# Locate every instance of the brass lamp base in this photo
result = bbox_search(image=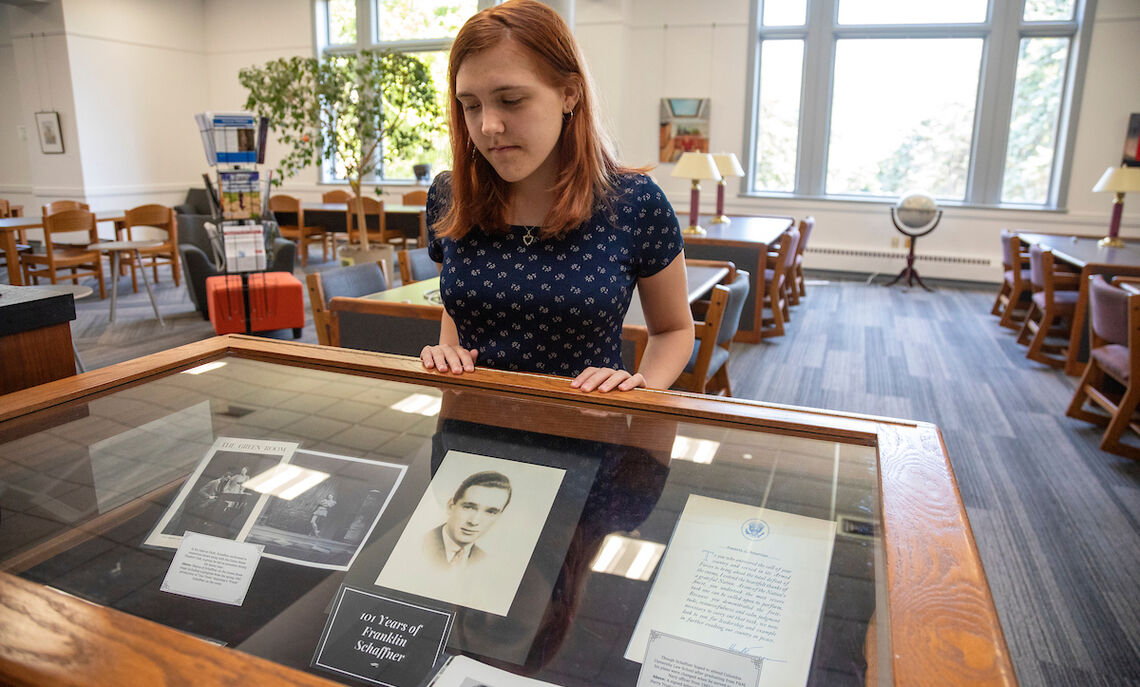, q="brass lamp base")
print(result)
[1099,236,1125,248]
[709,215,731,224]
[682,225,707,236]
